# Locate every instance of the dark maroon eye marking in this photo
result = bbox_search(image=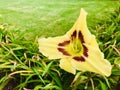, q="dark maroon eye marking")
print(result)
[78,31,84,43]
[83,45,88,57]
[58,48,70,56]
[58,40,70,56]
[58,40,70,46]
[73,56,85,62]
[71,30,77,40]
